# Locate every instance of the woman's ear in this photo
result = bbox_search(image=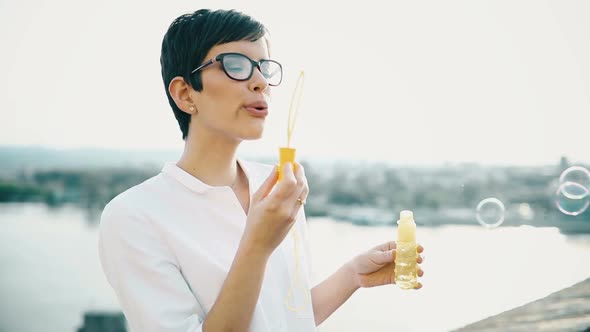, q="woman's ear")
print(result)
[168,77,197,115]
